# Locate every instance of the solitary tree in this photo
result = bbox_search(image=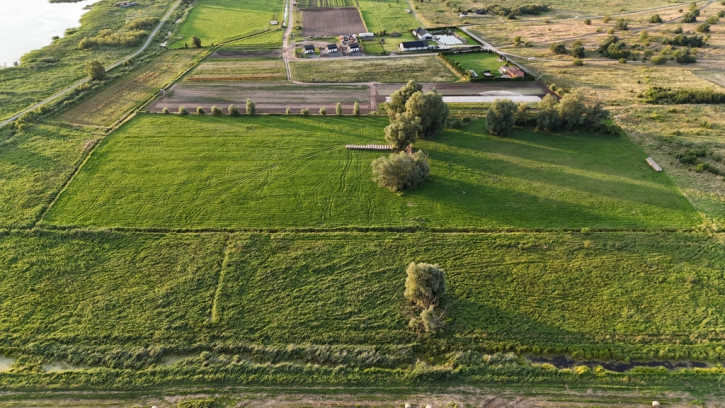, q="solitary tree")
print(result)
[191,35,202,48]
[385,112,421,151]
[352,101,360,116]
[371,150,430,192]
[336,102,343,115]
[246,98,256,116]
[228,104,240,116]
[178,106,189,116]
[404,91,449,139]
[211,105,222,116]
[404,262,446,309]
[85,60,106,81]
[387,80,423,117]
[319,106,327,116]
[486,99,516,136]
